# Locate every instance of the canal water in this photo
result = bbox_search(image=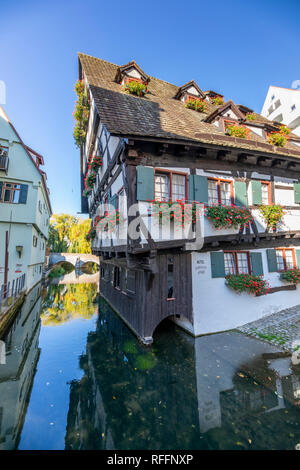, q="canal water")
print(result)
[1,277,300,450]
